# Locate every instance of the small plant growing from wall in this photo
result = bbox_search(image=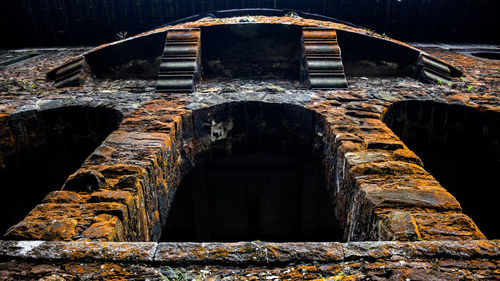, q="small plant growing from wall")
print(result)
[116,31,128,40]
[285,11,298,17]
[238,15,256,22]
